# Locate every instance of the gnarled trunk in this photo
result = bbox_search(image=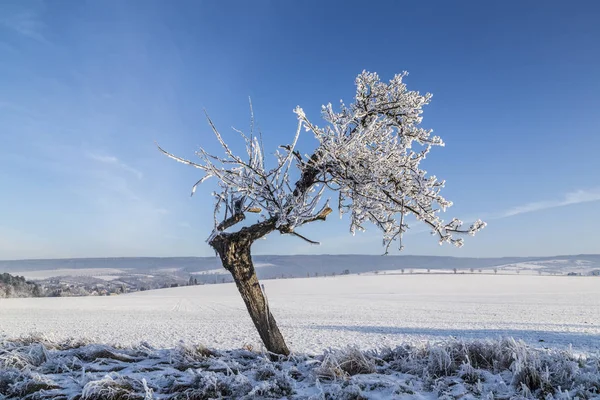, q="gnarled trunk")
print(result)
[211,234,290,356]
